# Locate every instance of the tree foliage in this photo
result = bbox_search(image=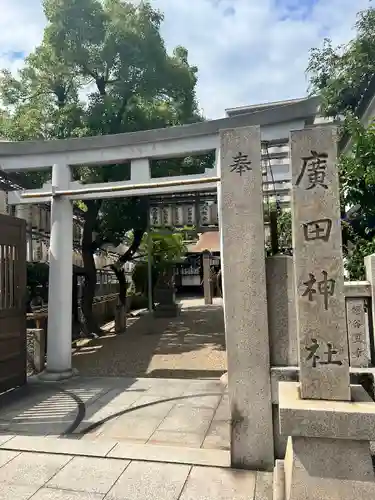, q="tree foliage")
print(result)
[307,6,375,117]
[0,0,207,334]
[340,116,375,233]
[132,231,186,296]
[338,116,375,279]
[306,4,375,279]
[277,210,292,254]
